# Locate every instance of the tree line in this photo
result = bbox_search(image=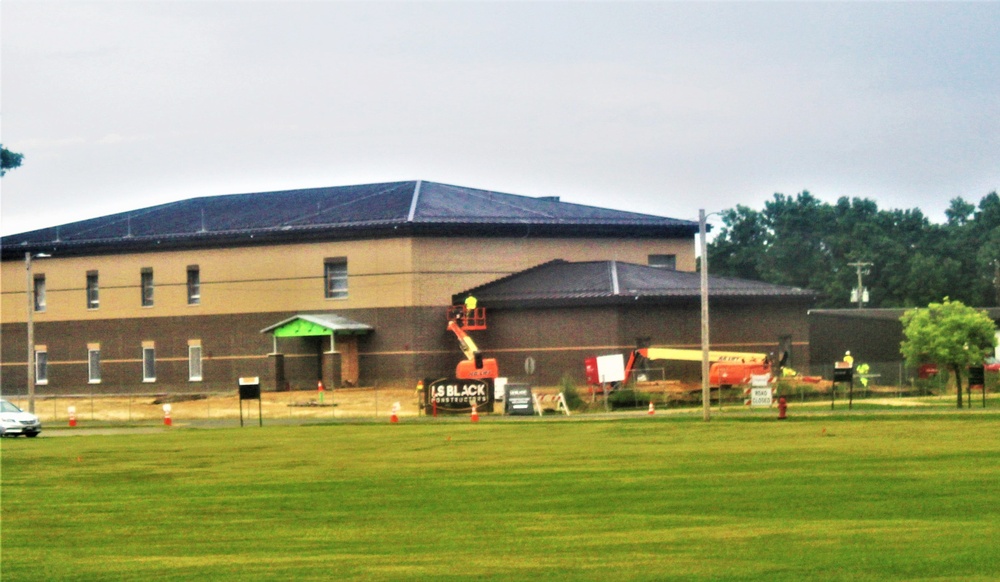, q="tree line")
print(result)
[707,191,1000,308]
